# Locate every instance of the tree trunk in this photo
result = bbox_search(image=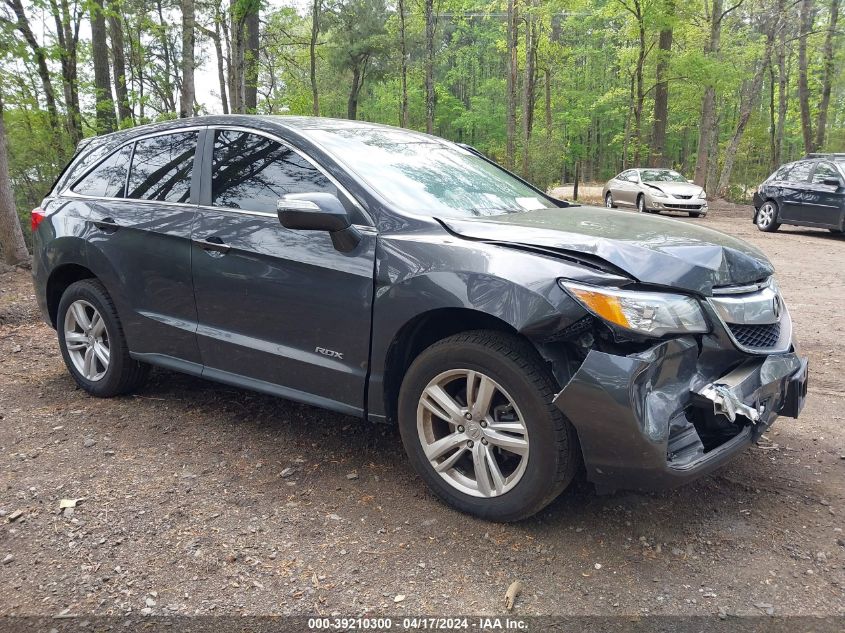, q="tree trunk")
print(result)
[632,4,646,165]
[212,8,229,114]
[91,0,117,133]
[694,0,723,188]
[243,5,259,111]
[424,0,436,134]
[155,0,176,113]
[347,63,362,120]
[310,0,321,116]
[229,1,243,113]
[650,1,674,168]
[521,2,537,176]
[544,68,552,139]
[814,0,839,150]
[773,0,788,169]
[108,0,132,124]
[7,0,61,137]
[797,0,815,154]
[180,0,196,118]
[506,0,518,169]
[717,24,775,197]
[47,0,82,145]
[398,0,408,127]
[0,93,30,266]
